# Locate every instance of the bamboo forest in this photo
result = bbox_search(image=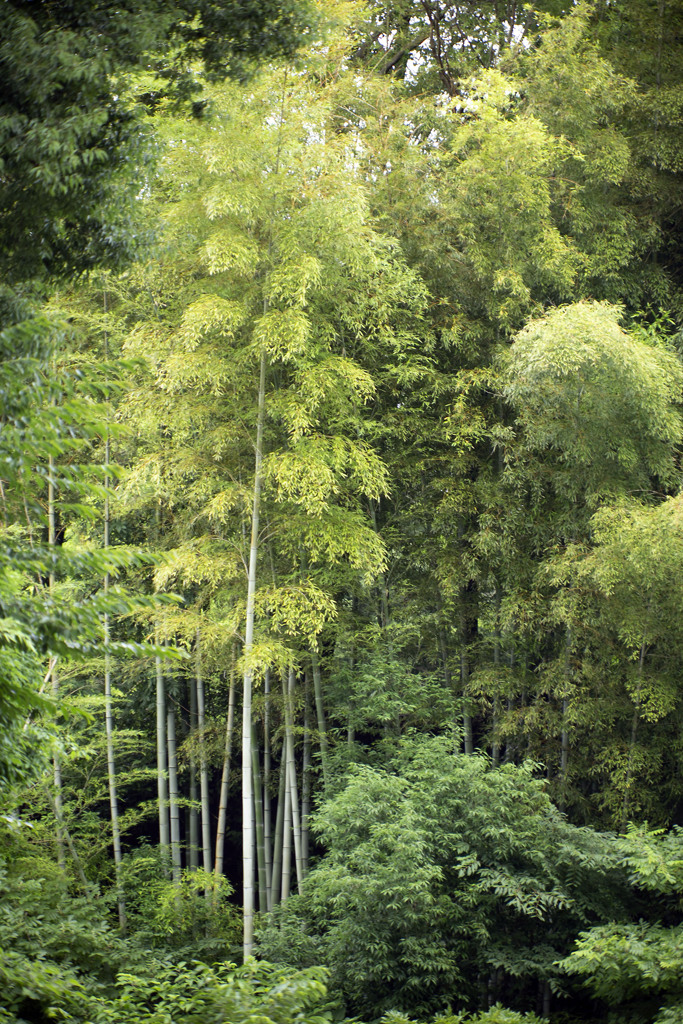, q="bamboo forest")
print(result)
[2,1,683,1023]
